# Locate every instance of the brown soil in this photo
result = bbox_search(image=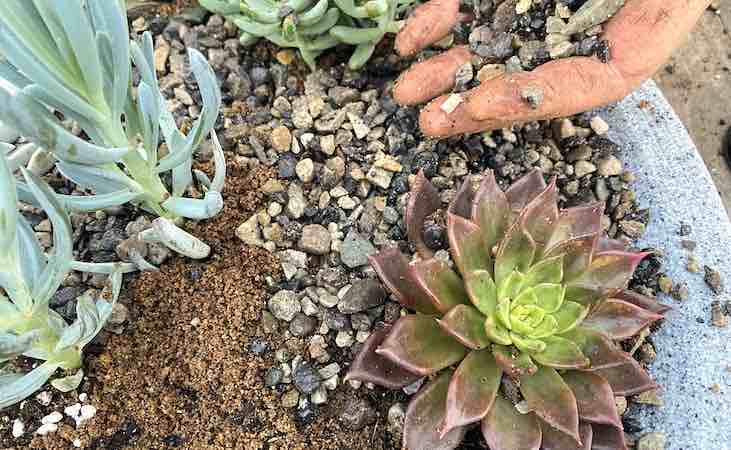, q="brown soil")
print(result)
[32,161,393,450]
